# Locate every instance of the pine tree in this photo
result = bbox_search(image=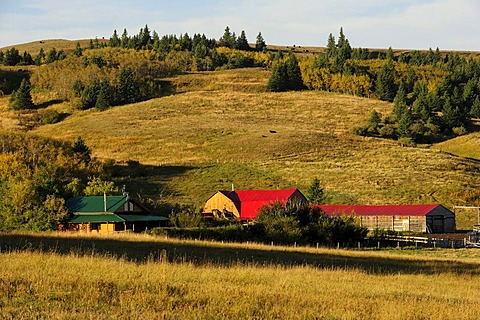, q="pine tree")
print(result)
[386,47,394,60]
[73,136,91,164]
[442,96,463,129]
[110,30,120,47]
[73,42,83,56]
[237,30,250,51]
[118,68,140,104]
[307,177,324,204]
[10,78,35,110]
[0,51,4,64]
[376,59,397,102]
[21,51,34,65]
[140,24,151,48]
[470,96,480,118]
[285,52,303,90]
[255,32,266,52]
[121,29,129,48]
[95,82,110,111]
[47,48,57,63]
[35,48,45,65]
[268,60,288,92]
[397,108,413,138]
[219,26,235,48]
[393,84,407,120]
[326,33,336,58]
[4,47,22,66]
